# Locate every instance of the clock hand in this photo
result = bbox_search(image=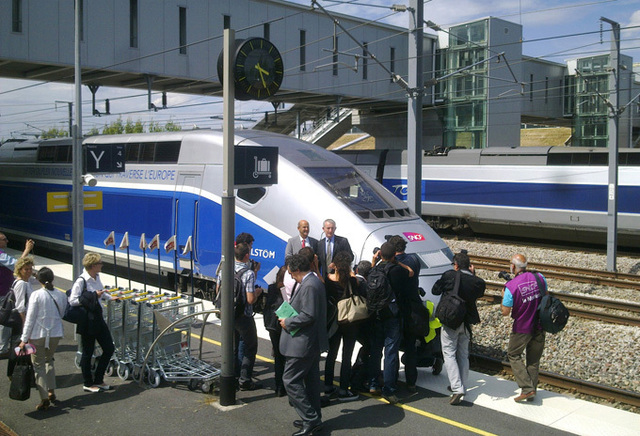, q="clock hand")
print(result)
[255,63,270,88]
